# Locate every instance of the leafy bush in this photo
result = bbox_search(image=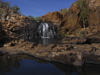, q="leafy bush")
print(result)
[62,32,65,36]
[34,16,41,20]
[0,9,2,16]
[59,8,68,17]
[28,15,41,20]
[12,5,20,14]
[0,0,10,7]
[28,15,34,20]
